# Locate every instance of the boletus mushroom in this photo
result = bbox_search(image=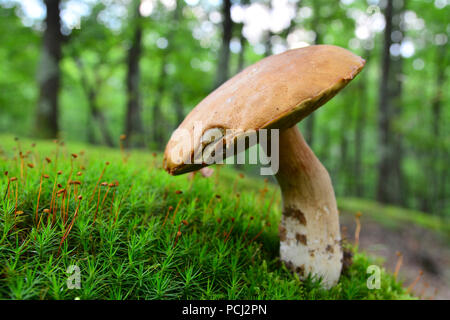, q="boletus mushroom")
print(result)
[163,45,365,288]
